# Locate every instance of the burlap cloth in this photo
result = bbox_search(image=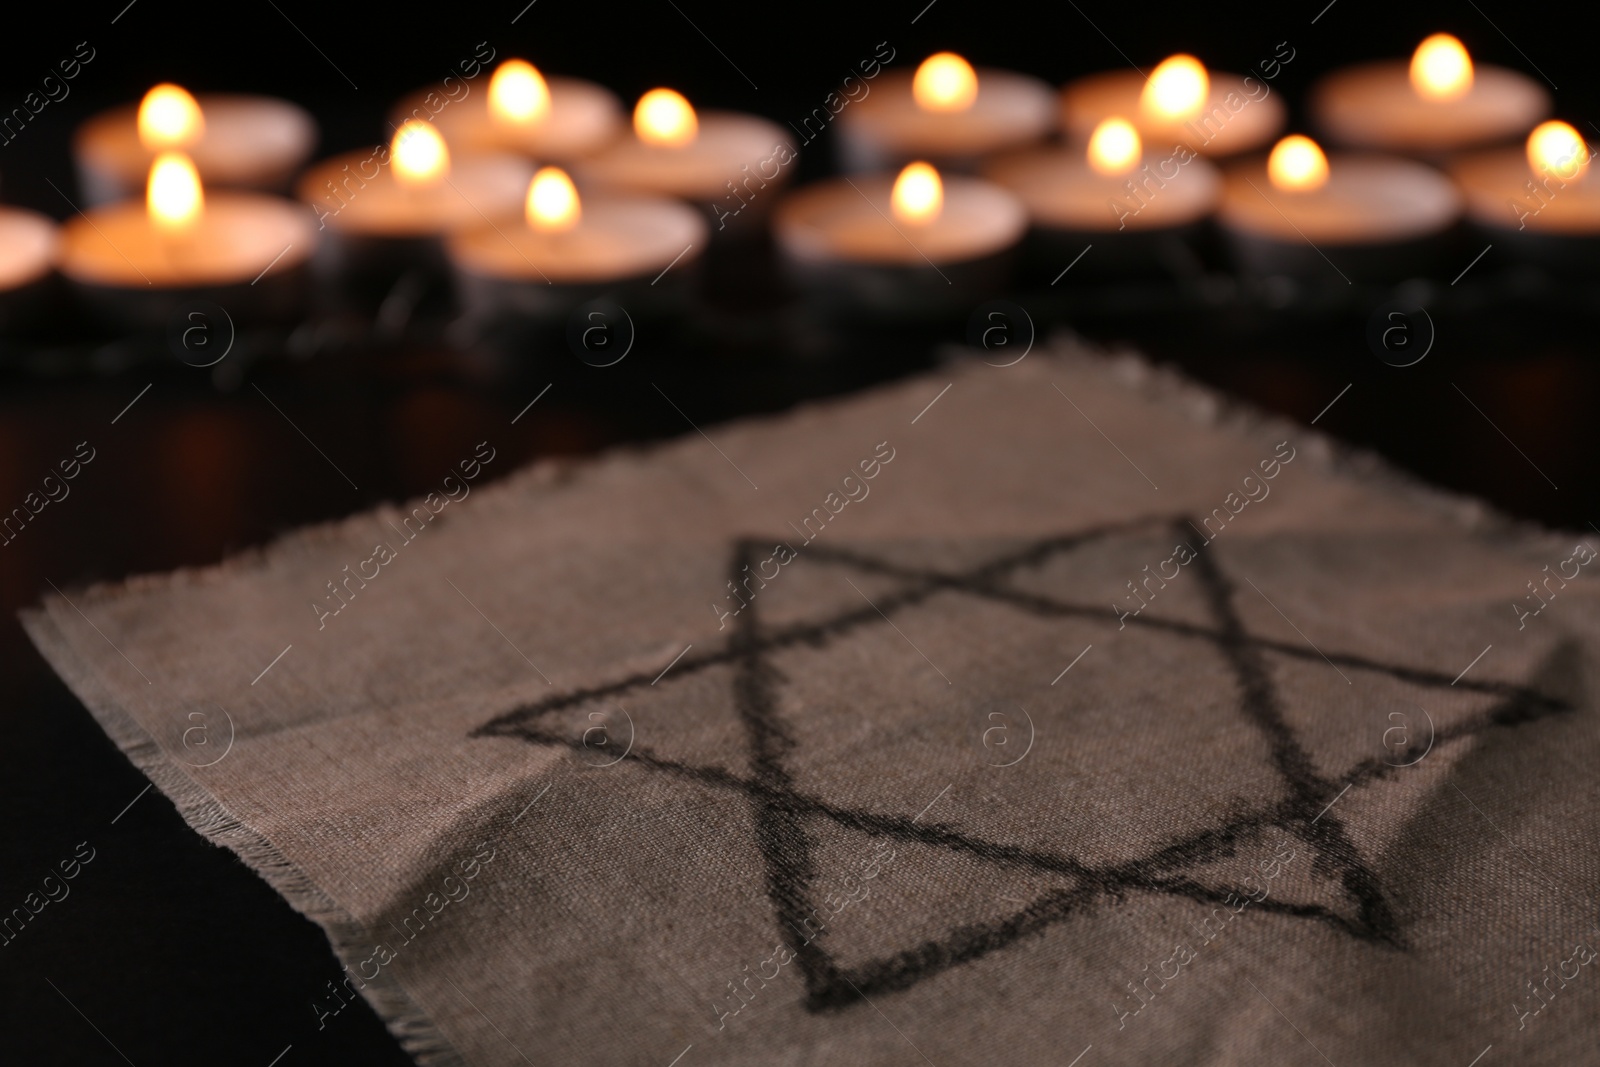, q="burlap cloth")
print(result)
[24,343,1600,1065]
